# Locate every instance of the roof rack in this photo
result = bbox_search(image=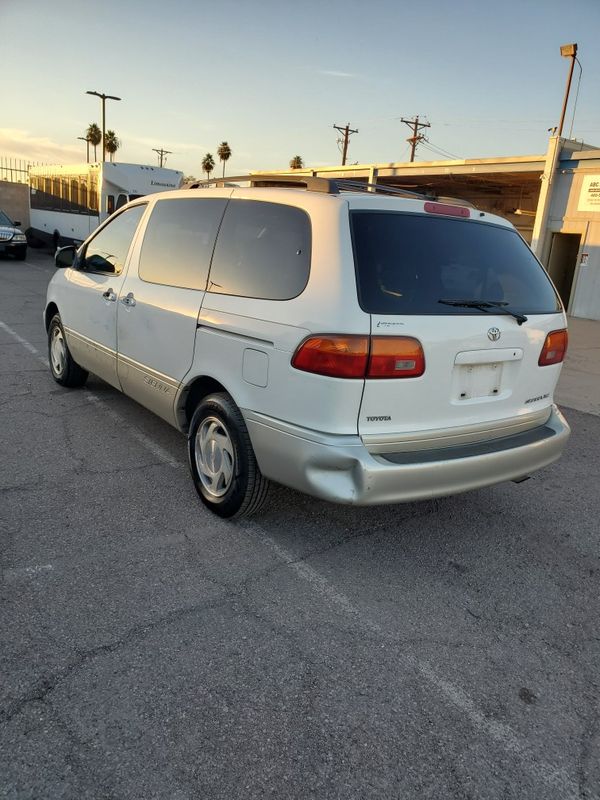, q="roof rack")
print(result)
[334,179,436,201]
[183,174,477,209]
[185,174,339,194]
